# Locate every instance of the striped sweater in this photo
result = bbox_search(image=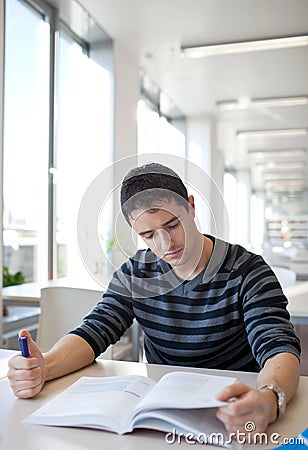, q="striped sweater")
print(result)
[70,235,301,371]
